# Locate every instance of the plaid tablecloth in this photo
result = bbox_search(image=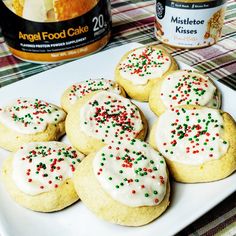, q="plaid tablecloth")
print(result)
[0,0,235,235]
